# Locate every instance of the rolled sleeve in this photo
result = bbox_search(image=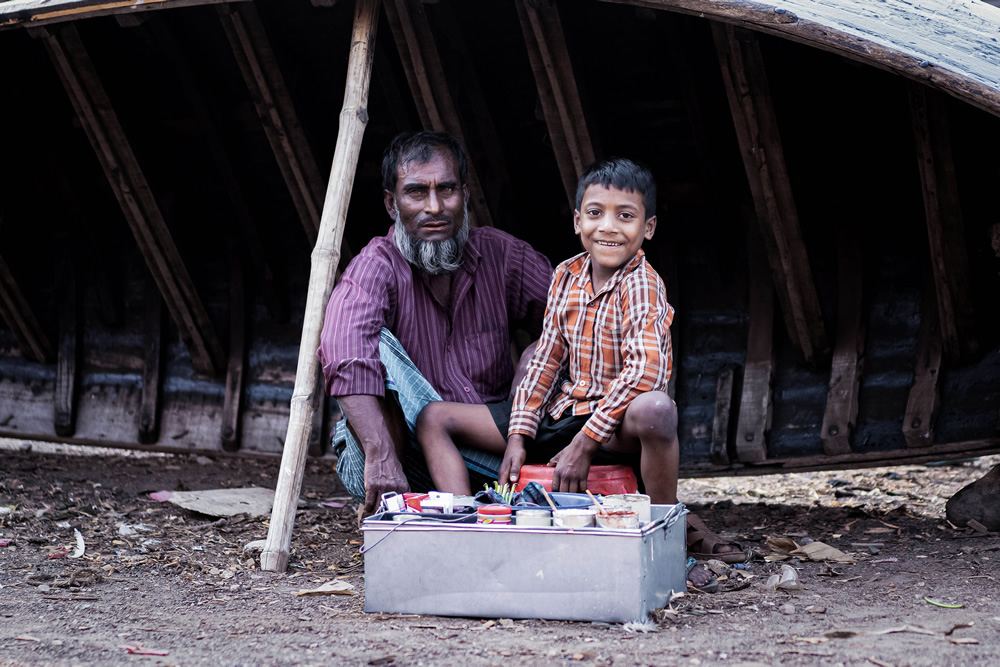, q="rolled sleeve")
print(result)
[317,254,394,398]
